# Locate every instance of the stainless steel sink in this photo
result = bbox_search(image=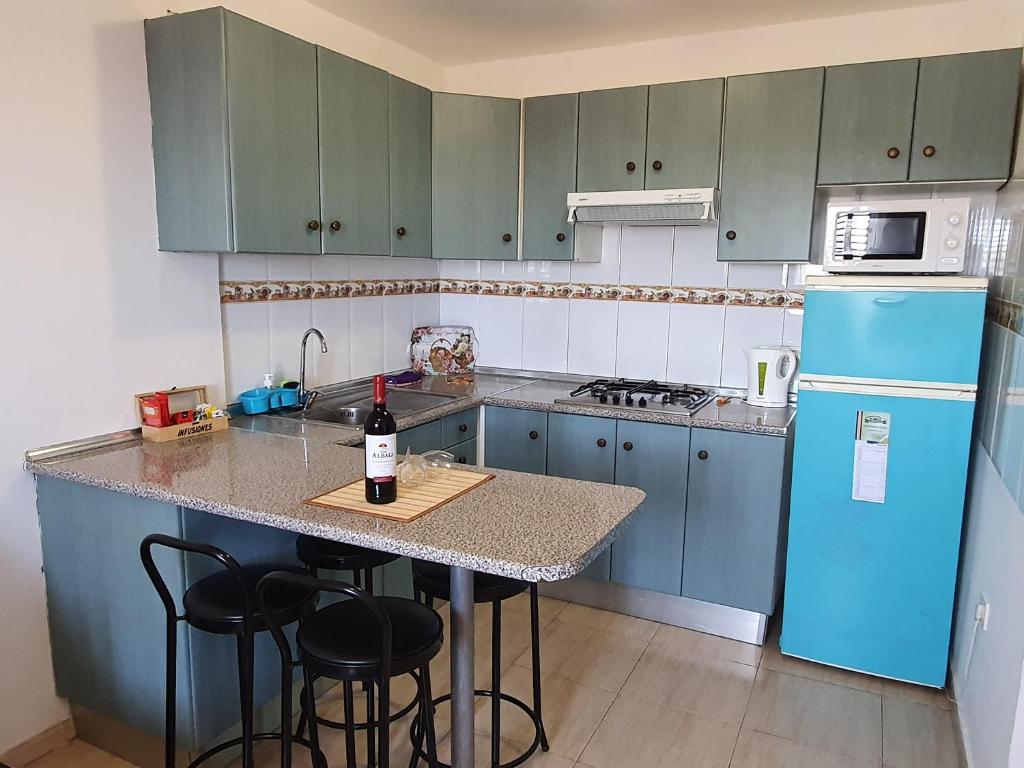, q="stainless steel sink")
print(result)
[279,386,458,426]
